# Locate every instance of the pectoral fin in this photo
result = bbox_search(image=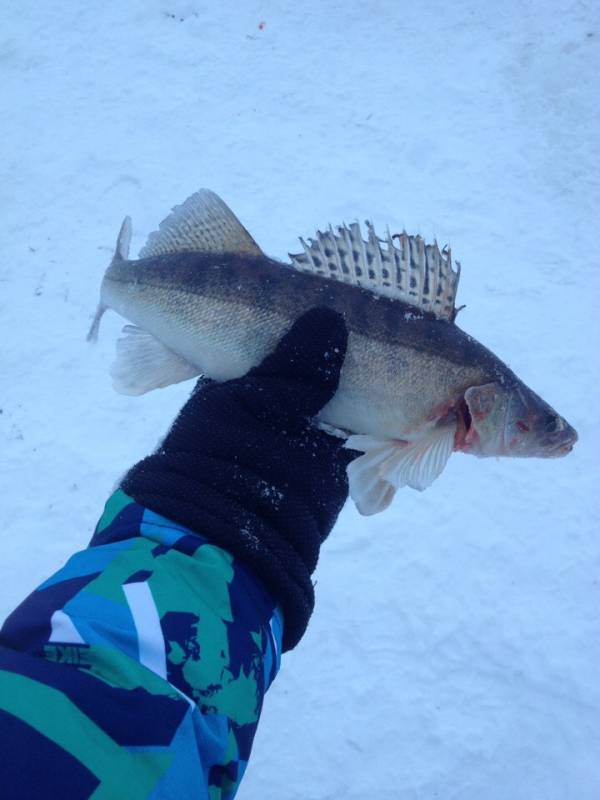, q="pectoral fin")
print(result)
[111,325,201,395]
[345,422,457,516]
